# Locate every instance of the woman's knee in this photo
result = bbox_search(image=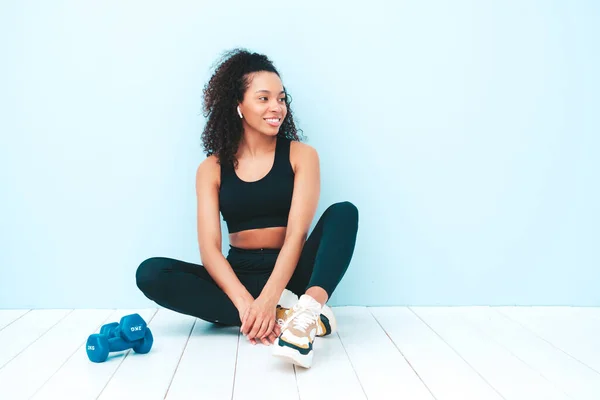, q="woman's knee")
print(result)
[325,201,359,225]
[135,257,166,294]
